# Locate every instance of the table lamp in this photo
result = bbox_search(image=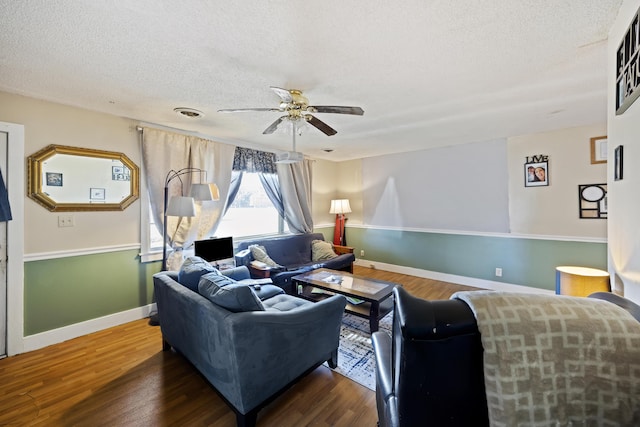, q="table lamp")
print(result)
[555,266,611,297]
[330,199,351,246]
